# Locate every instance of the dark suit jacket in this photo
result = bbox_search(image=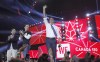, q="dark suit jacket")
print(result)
[7,35,19,50]
[23,31,32,44]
